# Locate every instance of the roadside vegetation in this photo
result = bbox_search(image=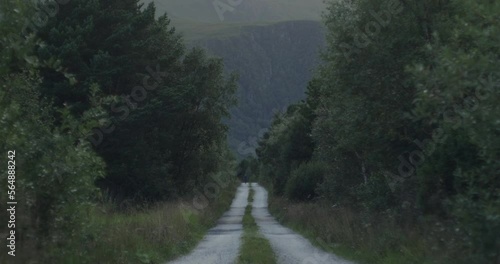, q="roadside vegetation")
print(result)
[238,187,276,264]
[269,195,463,264]
[0,169,238,264]
[81,180,238,264]
[253,1,499,264]
[0,0,498,263]
[0,0,237,263]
